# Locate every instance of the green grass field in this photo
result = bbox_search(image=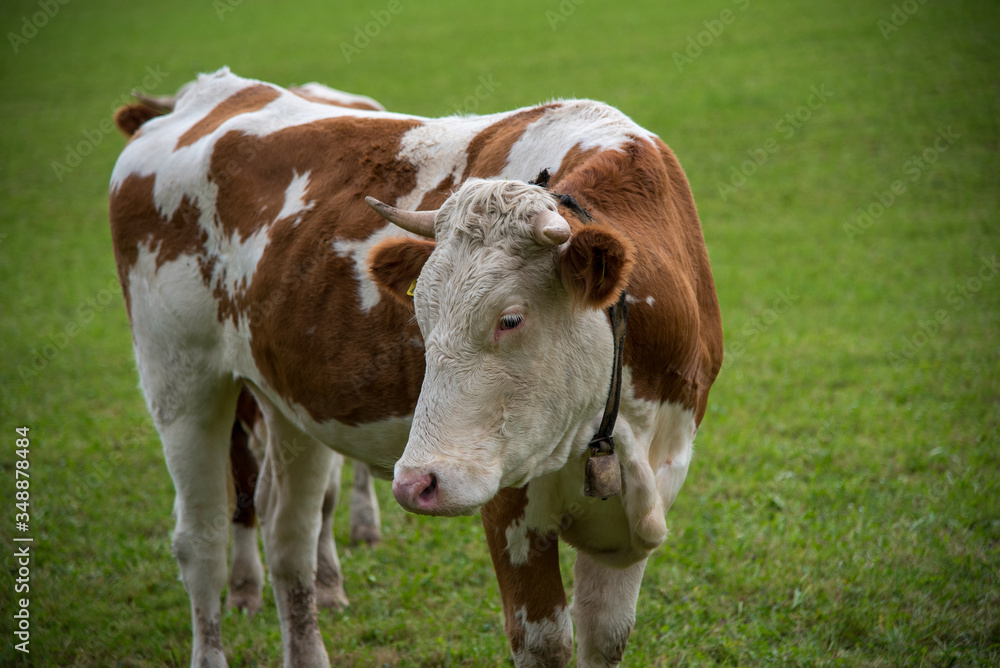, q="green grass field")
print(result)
[1,0,998,665]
